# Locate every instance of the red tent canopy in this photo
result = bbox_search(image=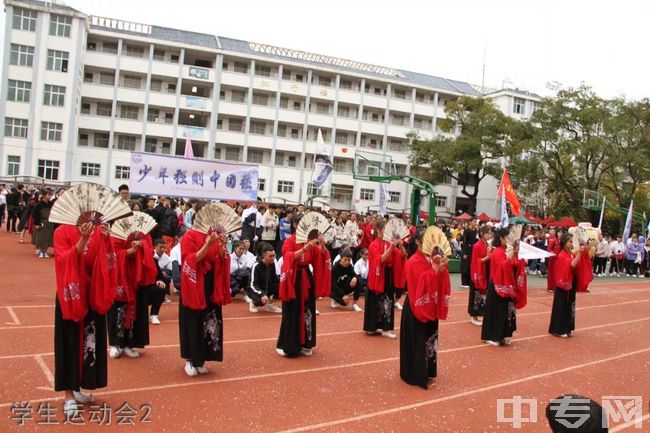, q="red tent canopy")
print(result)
[477,212,491,222]
[541,216,555,225]
[524,212,543,224]
[552,217,578,228]
[454,212,472,221]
